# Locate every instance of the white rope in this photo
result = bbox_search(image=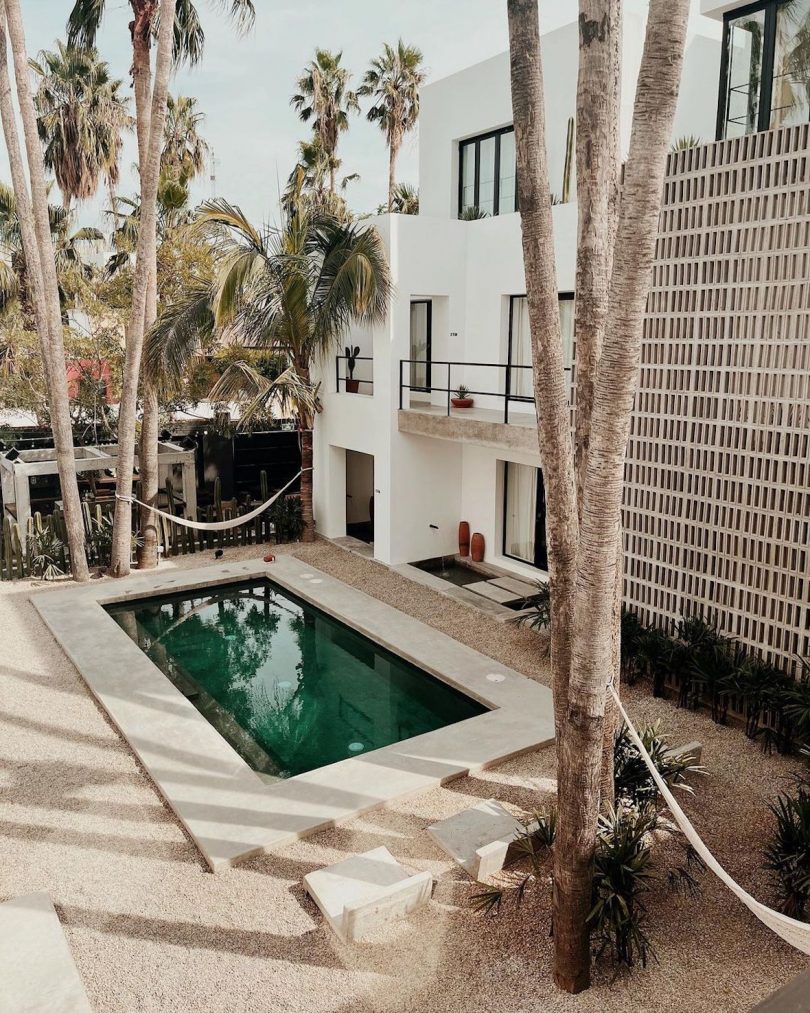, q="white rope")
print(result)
[610,684,810,955]
[115,468,310,532]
